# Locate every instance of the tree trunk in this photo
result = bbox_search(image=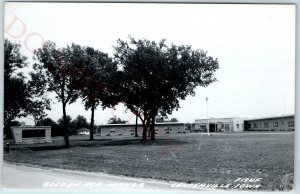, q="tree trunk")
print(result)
[142,116,150,143]
[142,123,148,143]
[61,74,69,147]
[150,114,155,140]
[135,114,138,137]
[62,102,69,147]
[89,101,95,141]
[142,113,149,143]
[148,127,151,137]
